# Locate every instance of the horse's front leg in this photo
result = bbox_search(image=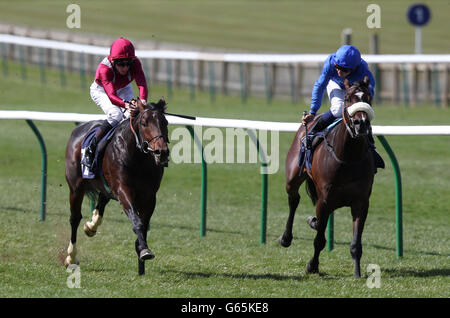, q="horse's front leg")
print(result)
[306,201,331,274]
[117,189,153,261]
[135,196,156,275]
[350,201,368,278]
